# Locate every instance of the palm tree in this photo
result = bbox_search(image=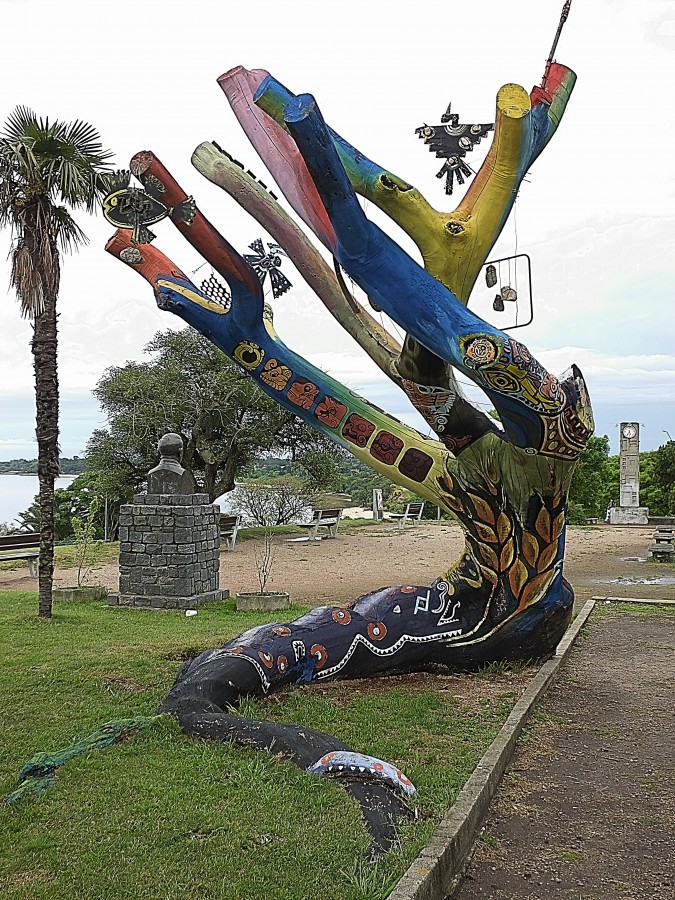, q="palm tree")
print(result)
[0,107,112,617]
